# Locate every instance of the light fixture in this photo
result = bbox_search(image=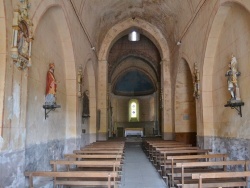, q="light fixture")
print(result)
[128,31,140,41]
[177,41,181,46]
